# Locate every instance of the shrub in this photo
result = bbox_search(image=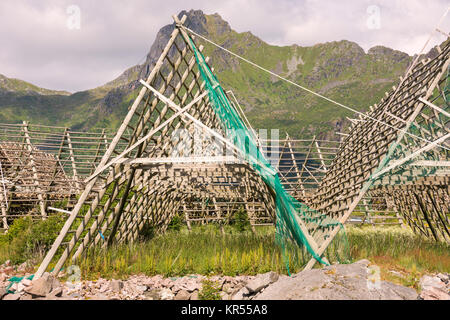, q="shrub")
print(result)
[231,207,250,232]
[1,214,66,264]
[4,216,33,243]
[138,221,156,241]
[198,279,222,300]
[167,213,184,232]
